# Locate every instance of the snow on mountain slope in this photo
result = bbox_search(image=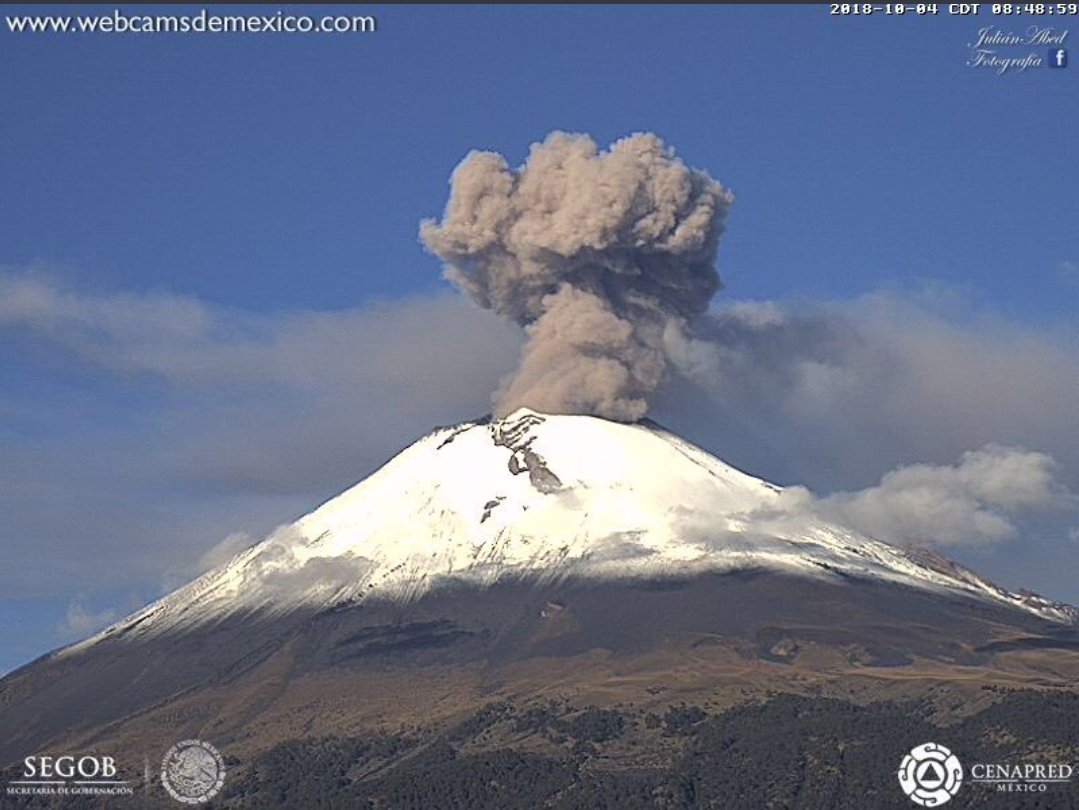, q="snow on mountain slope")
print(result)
[68,410,1076,652]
